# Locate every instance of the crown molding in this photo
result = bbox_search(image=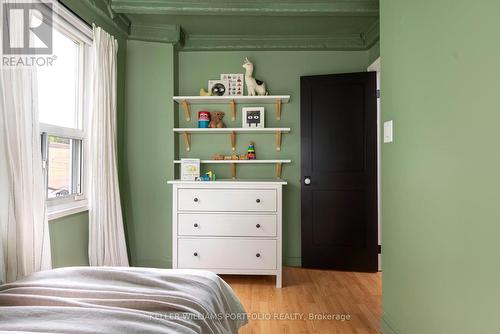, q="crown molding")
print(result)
[182,34,366,51]
[128,23,181,44]
[363,18,379,48]
[70,0,130,37]
[111,0,379,17]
